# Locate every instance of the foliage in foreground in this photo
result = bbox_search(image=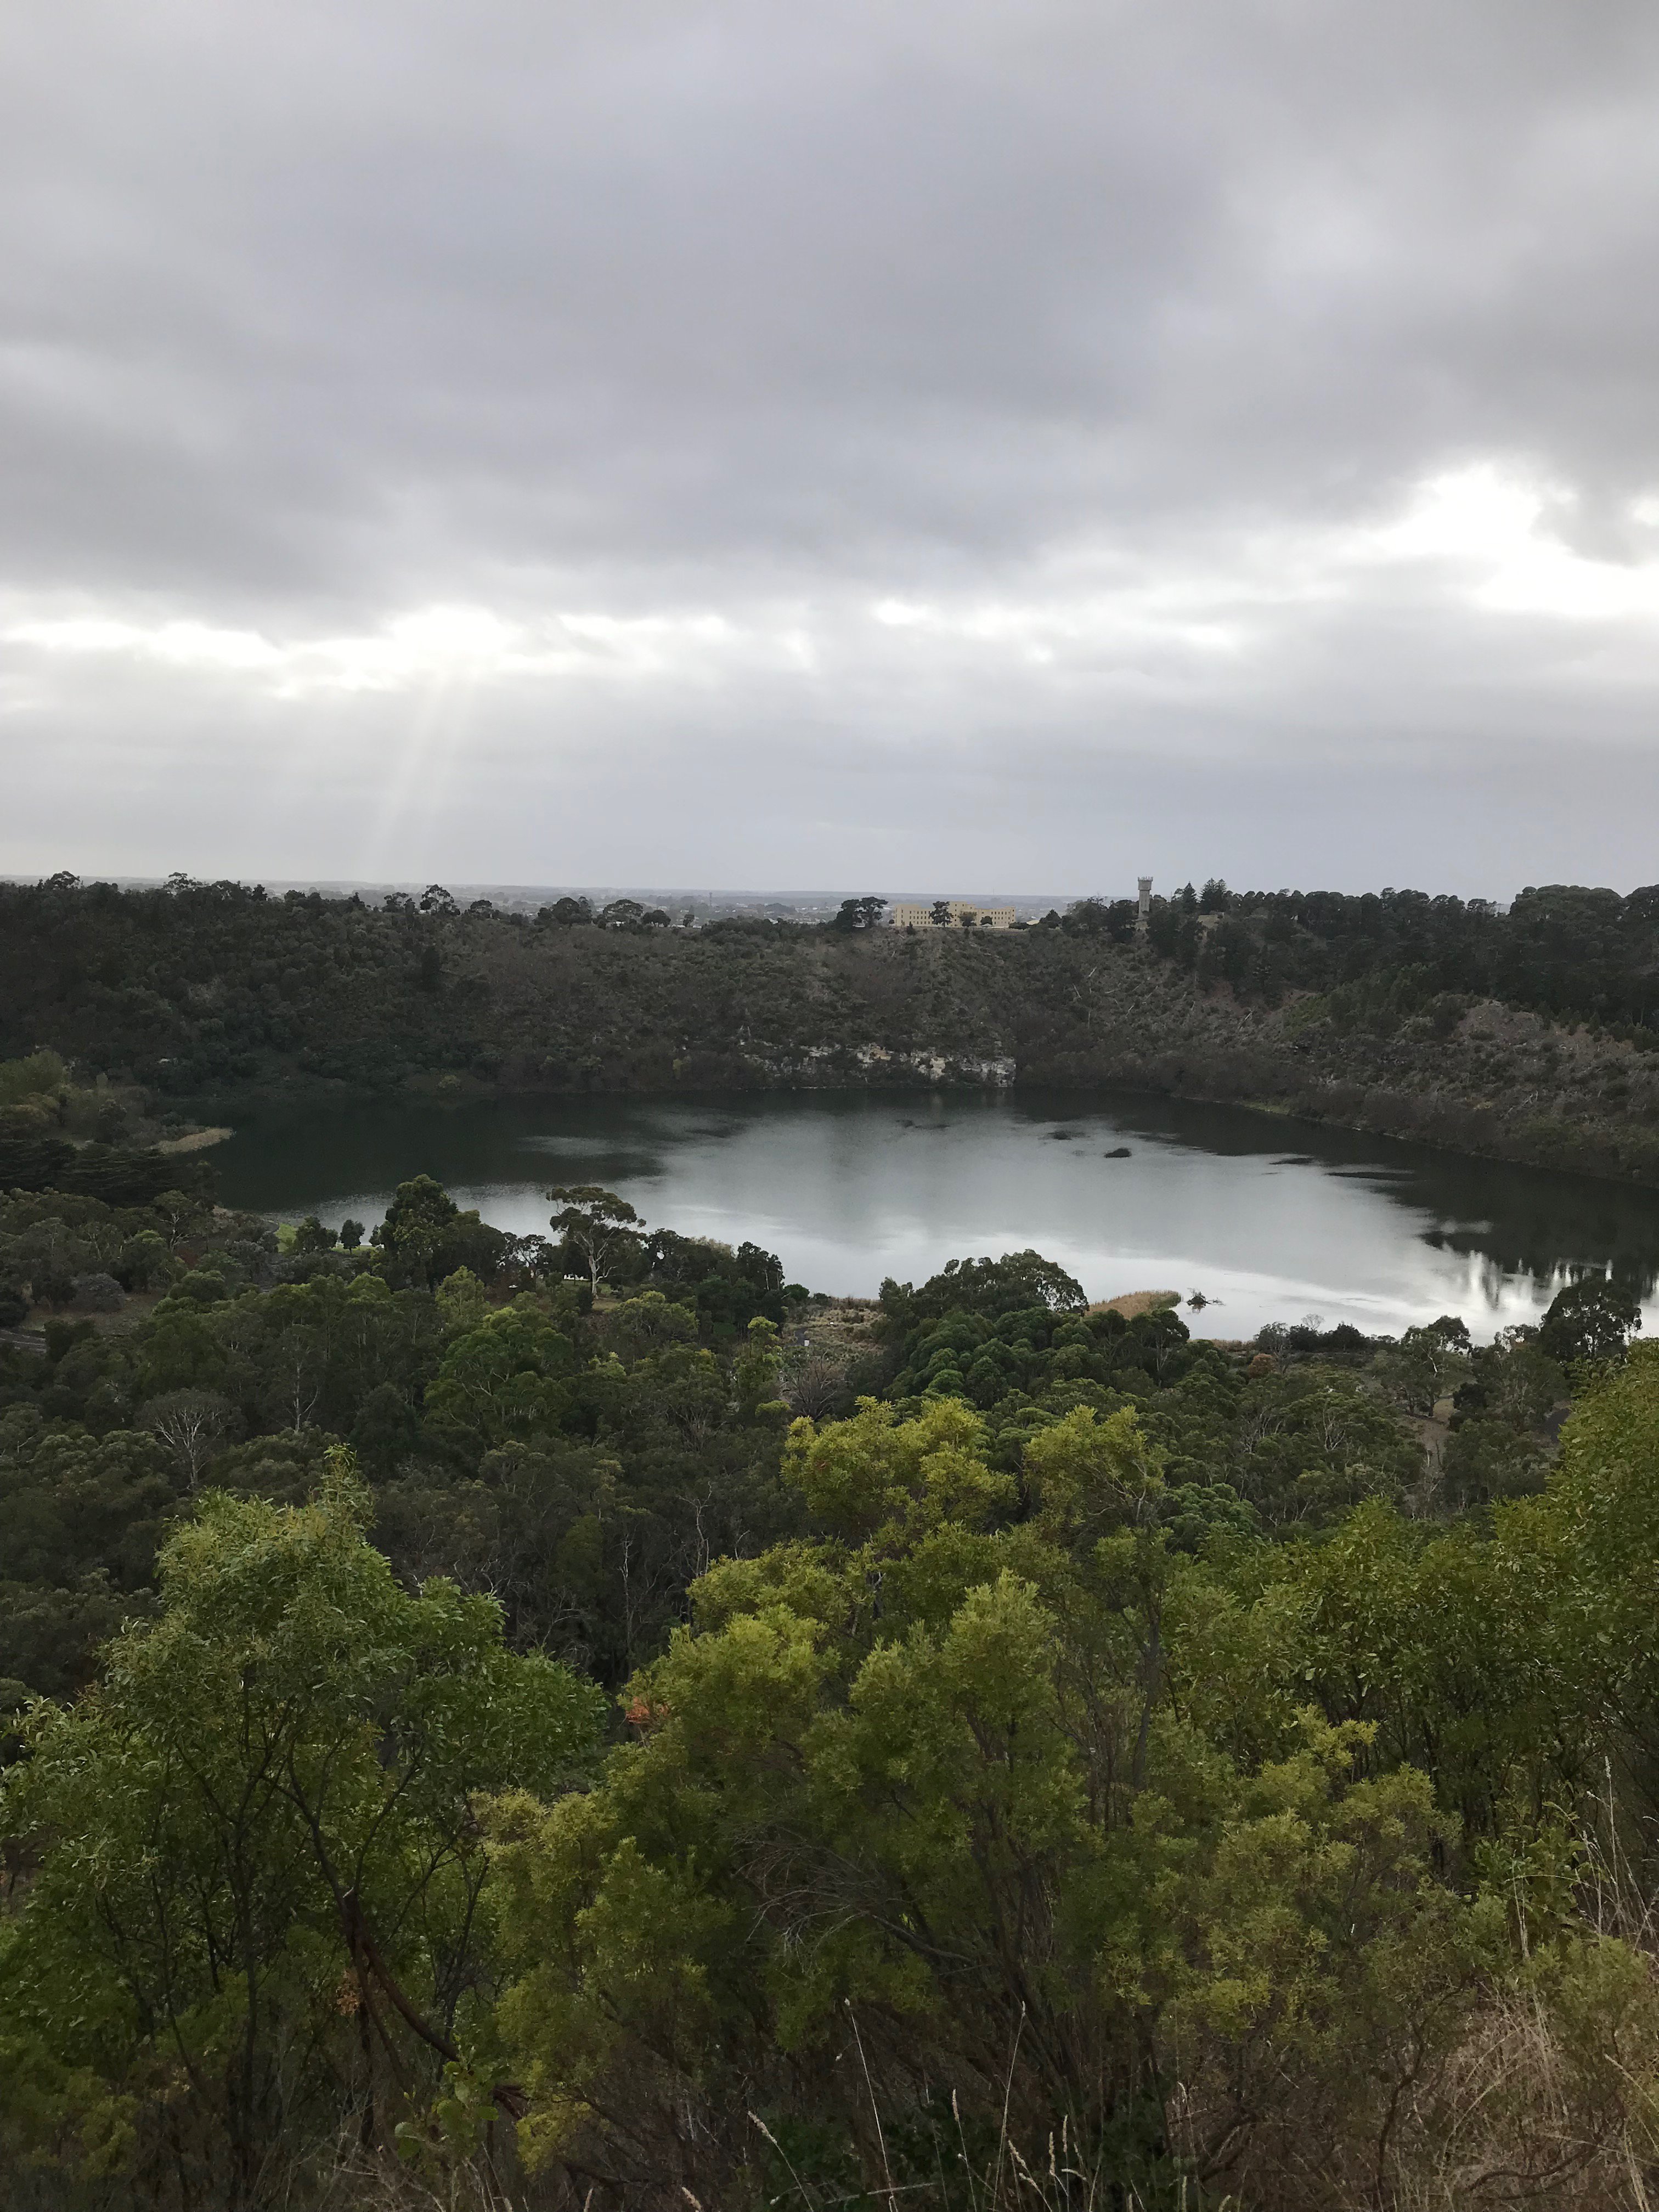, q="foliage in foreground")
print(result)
[488,1365,1659,2210]
[0,1464,603,2208]
[1,1171,1656,2208]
